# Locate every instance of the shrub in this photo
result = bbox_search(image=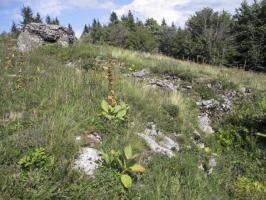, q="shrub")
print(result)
[18,148,53,171]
